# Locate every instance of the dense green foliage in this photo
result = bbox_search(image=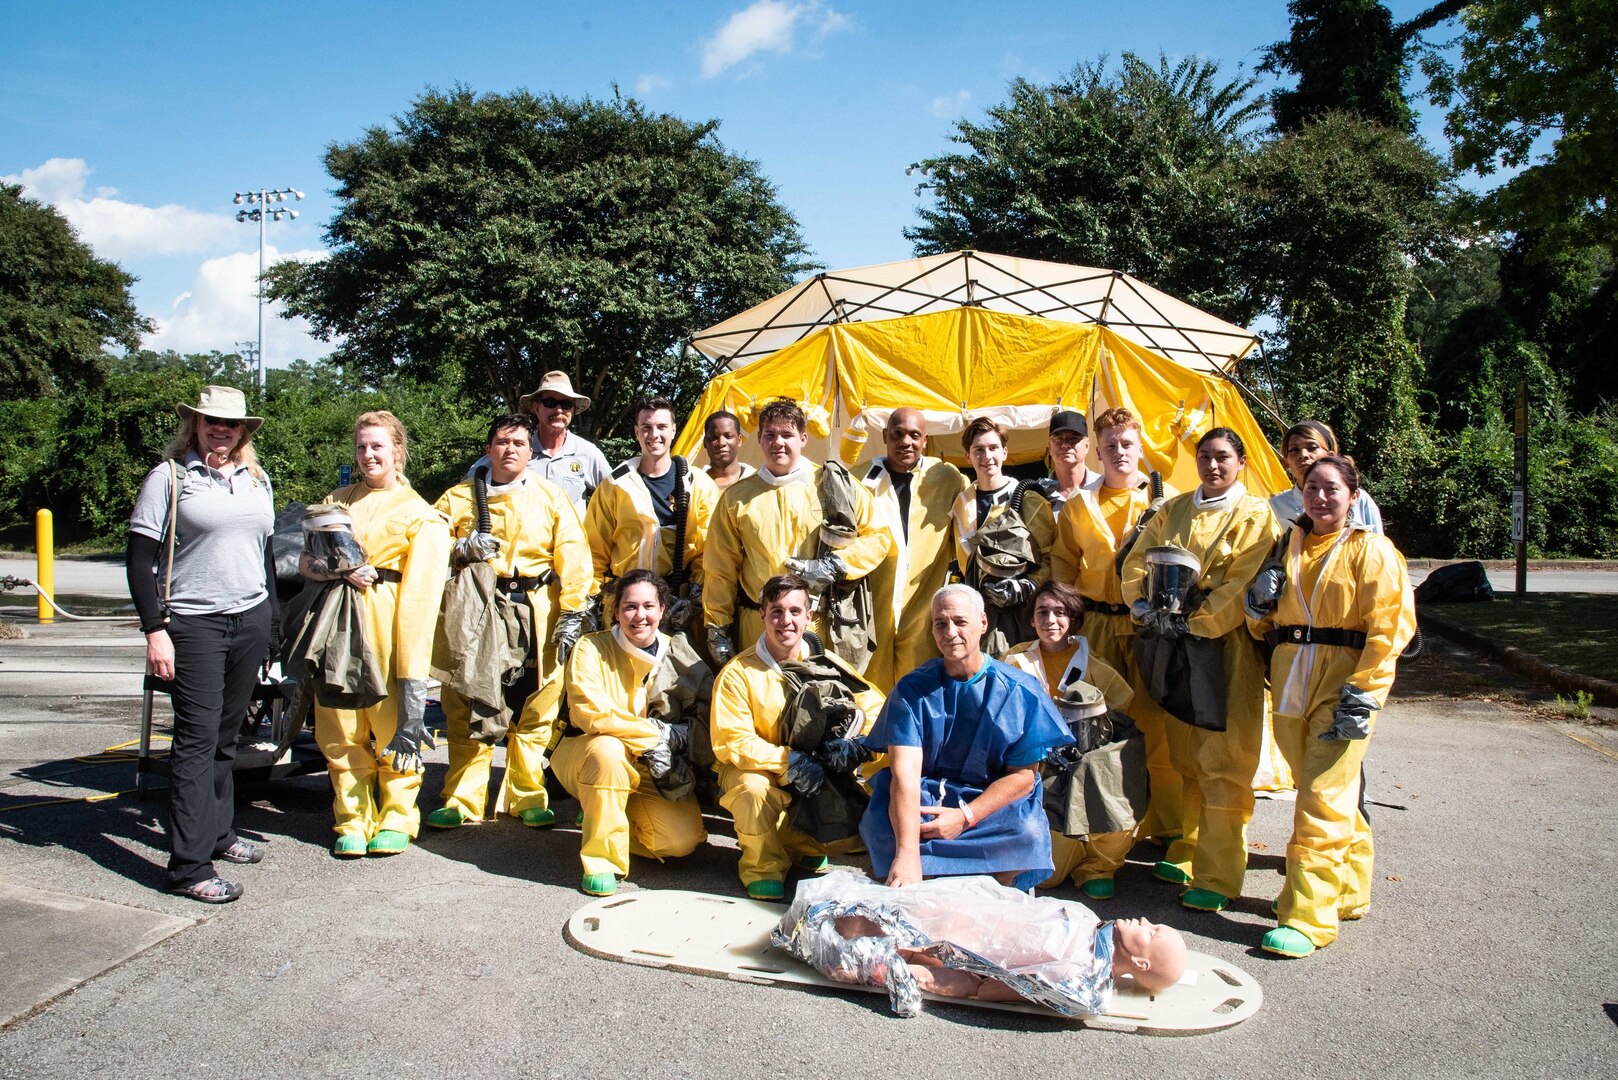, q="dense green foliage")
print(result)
[0,185,150,396]
[267,86,814,443]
